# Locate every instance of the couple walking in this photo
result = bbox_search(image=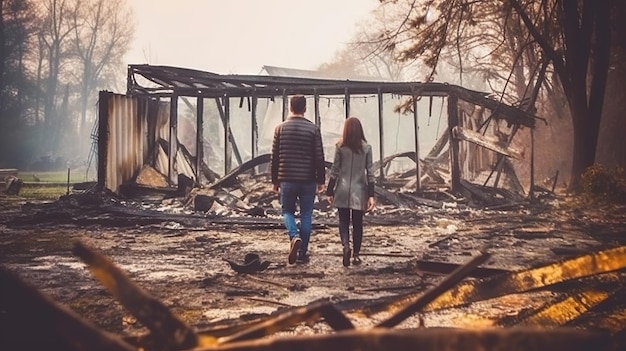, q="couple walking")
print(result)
[271,95,375,266]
